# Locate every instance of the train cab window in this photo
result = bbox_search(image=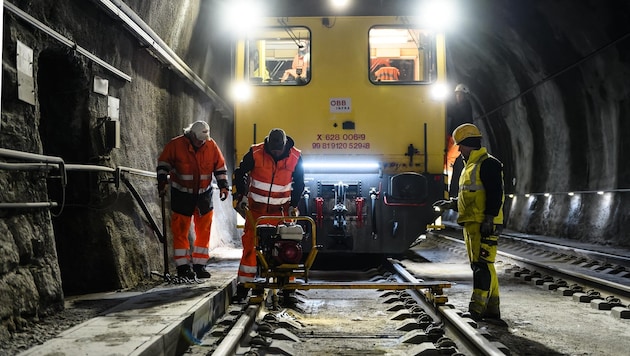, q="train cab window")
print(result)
[368,27,436,84]
[244,26,311,86]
